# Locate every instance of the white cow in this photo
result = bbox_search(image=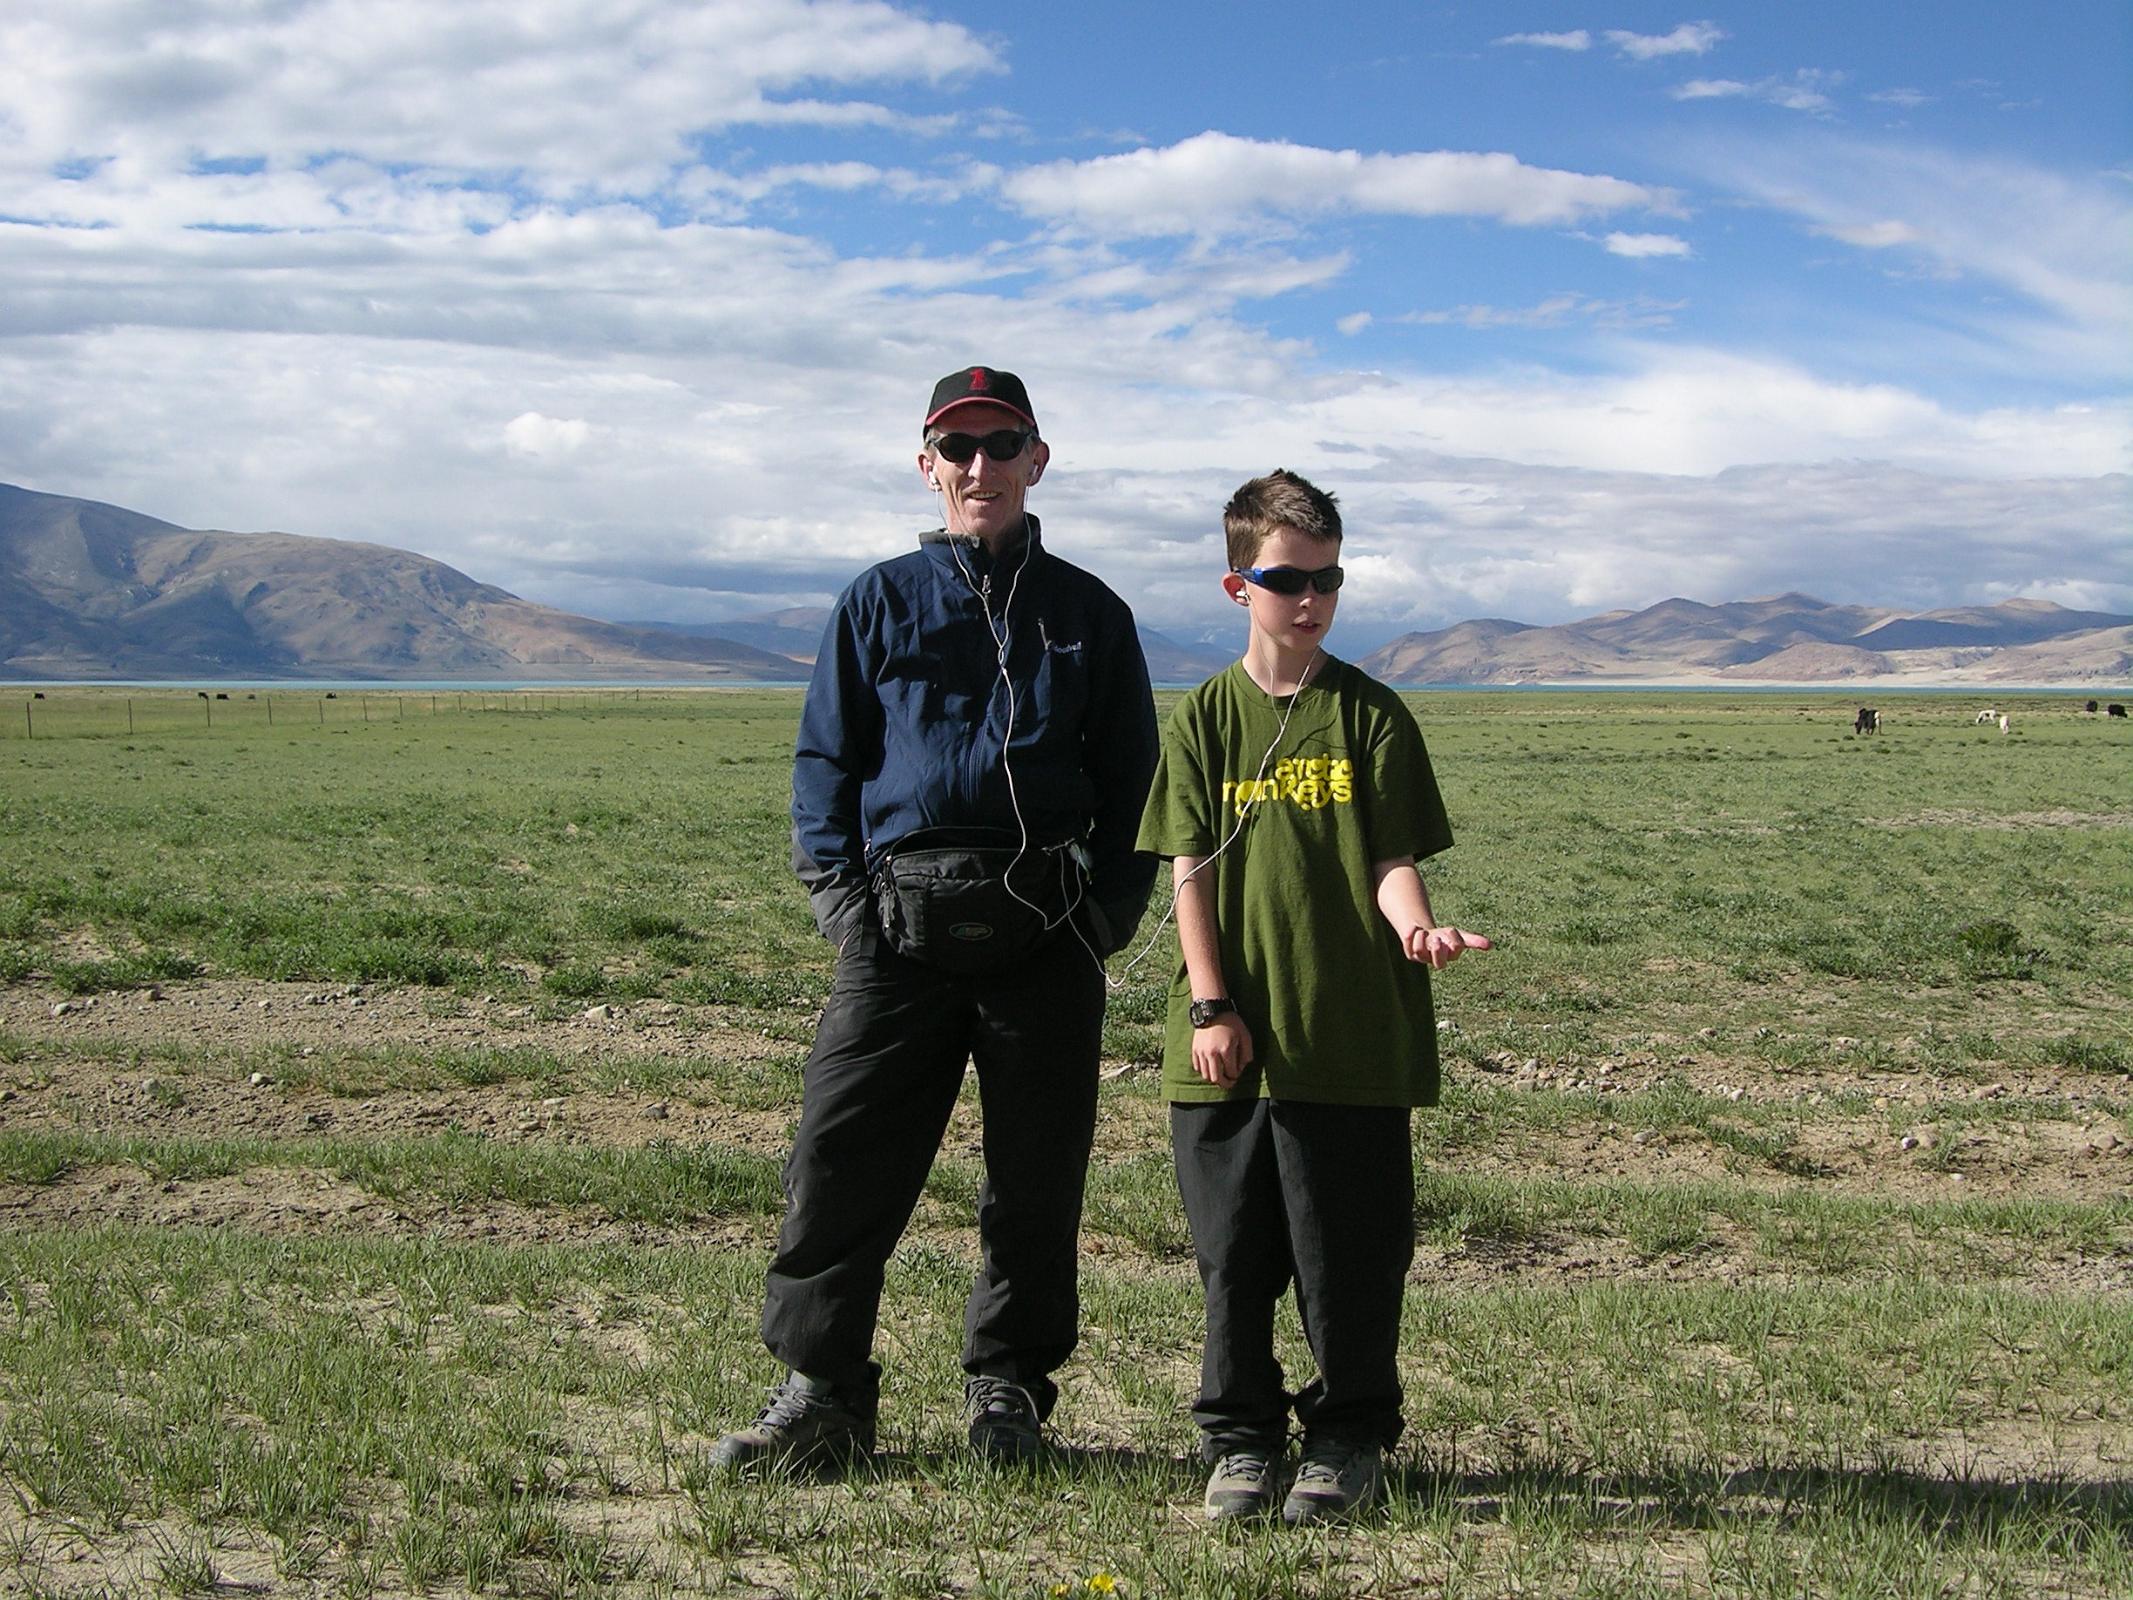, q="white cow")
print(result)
[1974,707,2000,725]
